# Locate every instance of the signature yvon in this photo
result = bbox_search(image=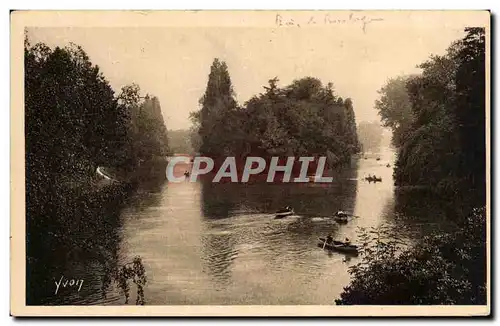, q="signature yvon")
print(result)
[54,276,84,295]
